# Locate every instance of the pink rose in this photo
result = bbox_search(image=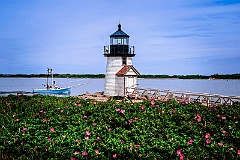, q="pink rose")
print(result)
[113,153,117,158]
[205,133,210,139]
[120,110,125,114]
[206,139,211,144]
[187,139,194,145]
[95,150,100,154]
[209,104,214,108]
[129,146,133,150]
[82,151,88,156]
[218,142,223,146]
[221,116,226,120]
[176,150,182,155]
[86,131,91,136]
[73,151,79,155]
[135,144,140,148]
[196,114,202,122]
[180,153,185,160]
[151,99,155,106]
